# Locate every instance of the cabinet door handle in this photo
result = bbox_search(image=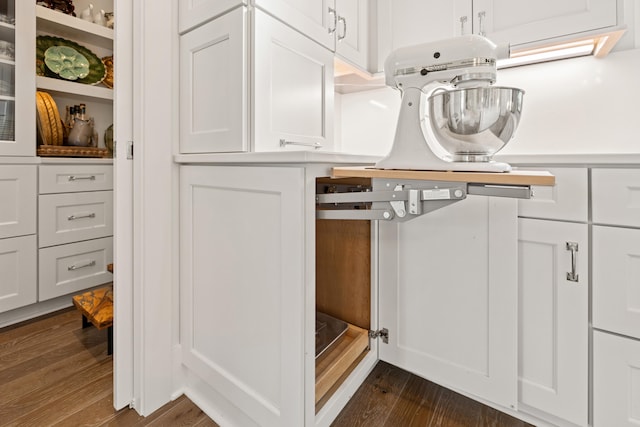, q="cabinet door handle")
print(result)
[68,175,96,181]
[459,15,468,35]
[68,260,97,271]
[279,139,322,149]
[566,242,579,282]
[337,16,347,40]
[328,7,337,34]
[477,11,486,36]
[68,213,96,221]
